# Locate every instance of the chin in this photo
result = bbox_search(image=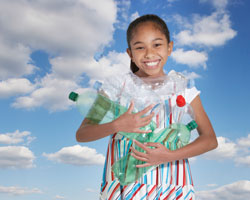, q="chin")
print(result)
[144,68,164,77]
